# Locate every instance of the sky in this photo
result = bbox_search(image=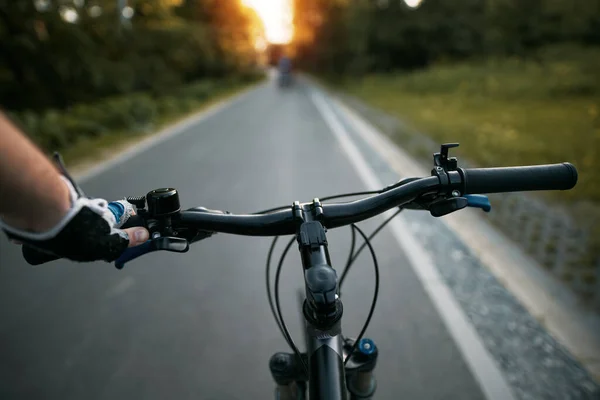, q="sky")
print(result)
[242,0,422,44]
[405,0,423,7]
[242,0,293,44]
